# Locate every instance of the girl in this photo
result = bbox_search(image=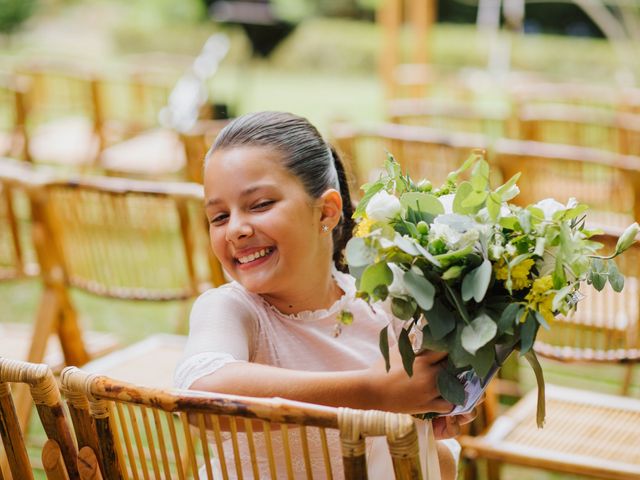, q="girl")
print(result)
[175,111,472,479]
